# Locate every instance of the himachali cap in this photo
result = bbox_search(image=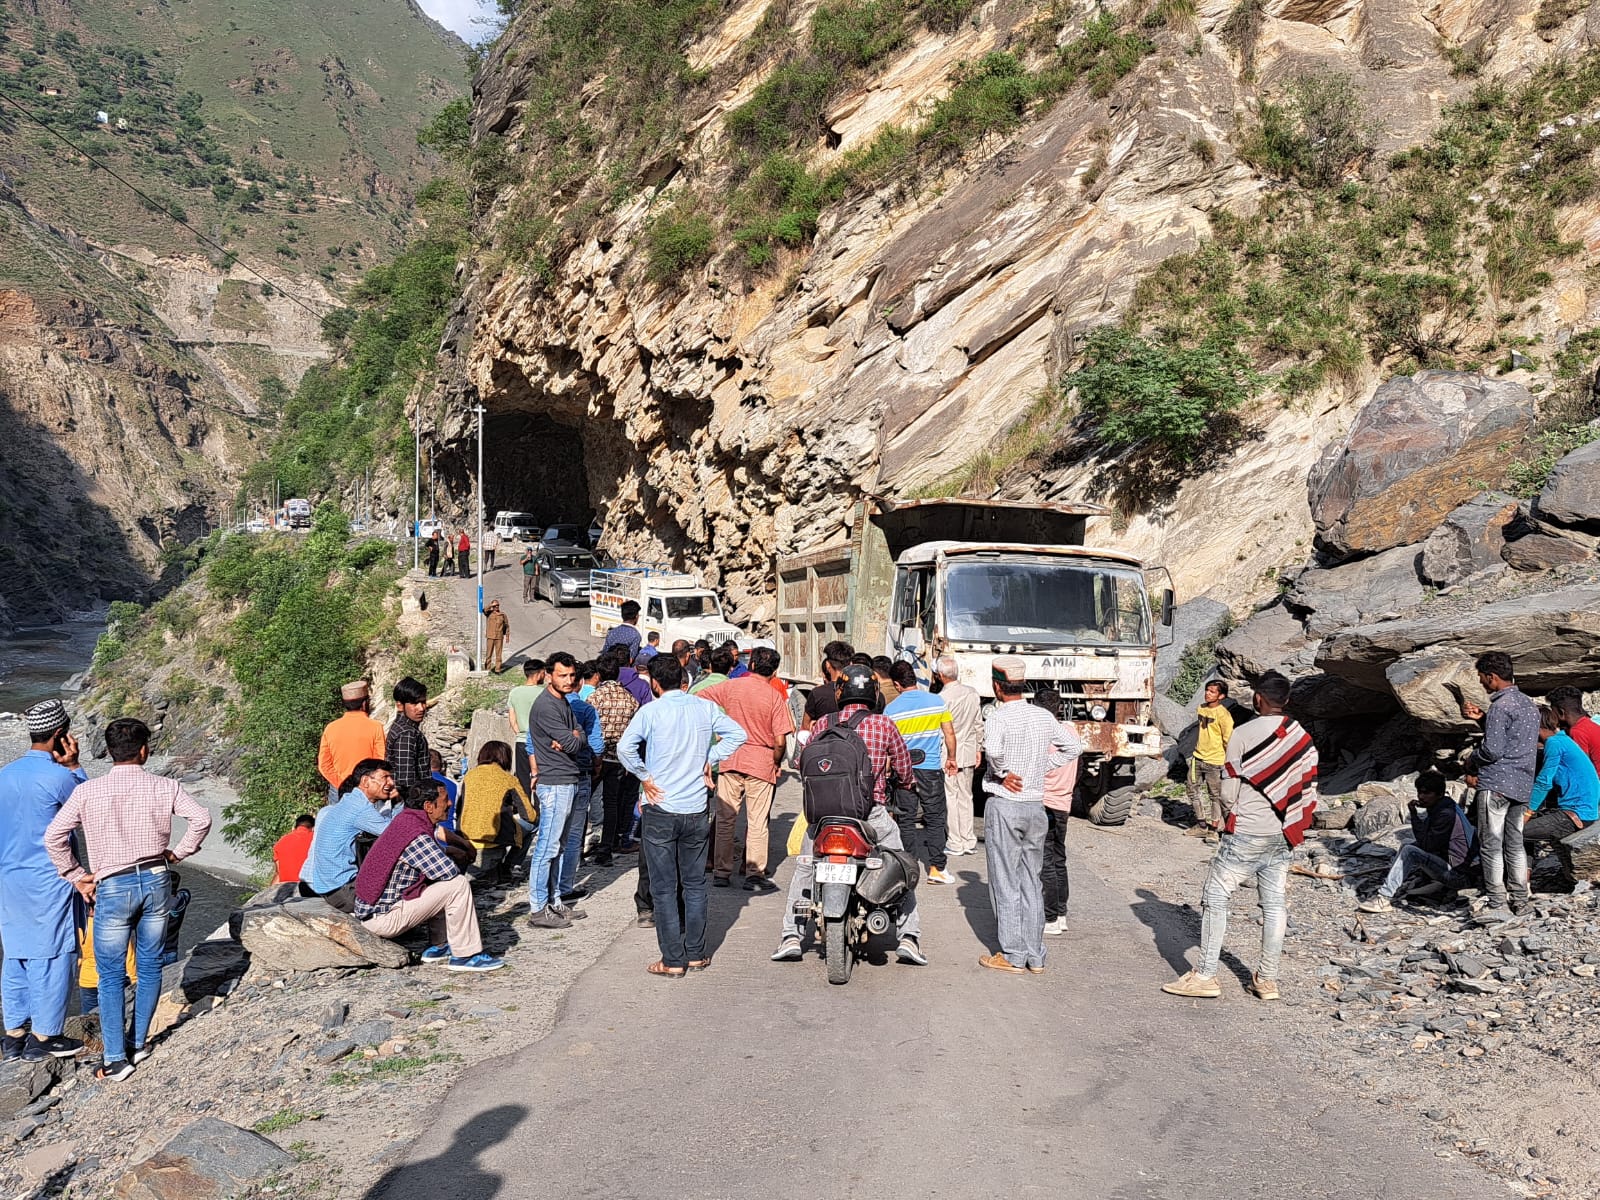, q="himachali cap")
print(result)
[991,656,1028,685]
[24,699,69,737]
[340,681,370,701]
